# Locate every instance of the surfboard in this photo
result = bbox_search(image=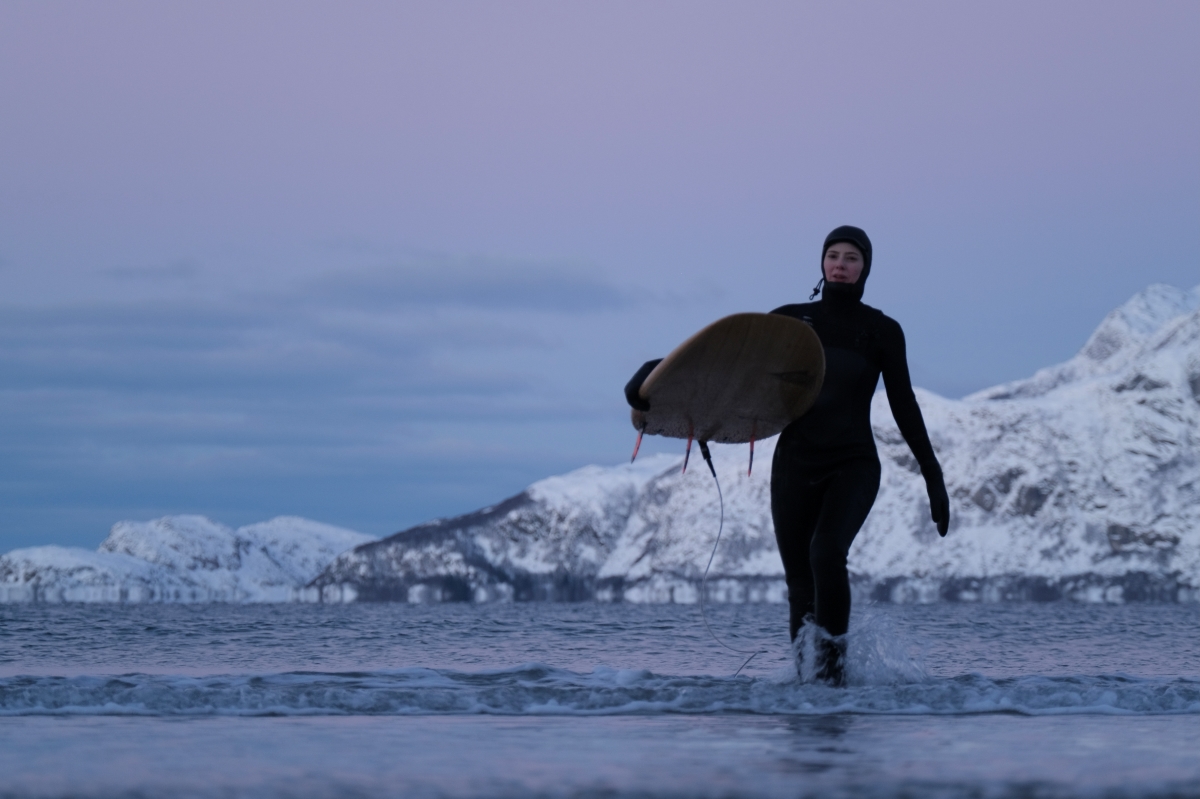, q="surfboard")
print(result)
[630,312,824,446]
